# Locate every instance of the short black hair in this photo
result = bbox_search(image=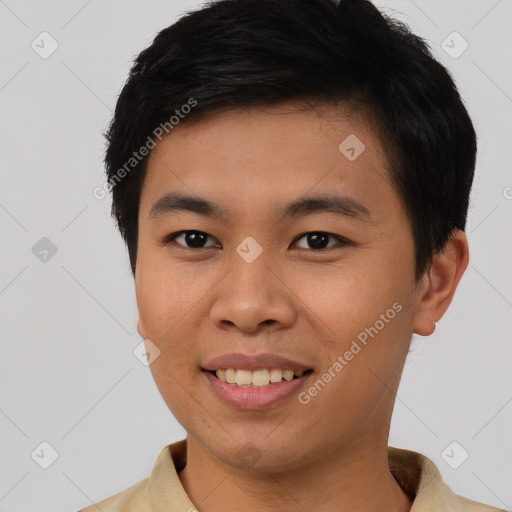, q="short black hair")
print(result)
[104,0,476,280]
